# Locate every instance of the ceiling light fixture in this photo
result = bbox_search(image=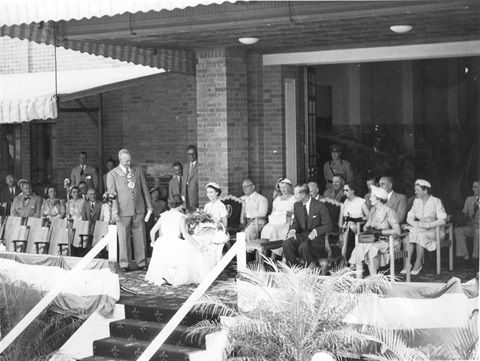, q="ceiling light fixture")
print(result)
[390,25,413,34]
[239,37,259,45]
